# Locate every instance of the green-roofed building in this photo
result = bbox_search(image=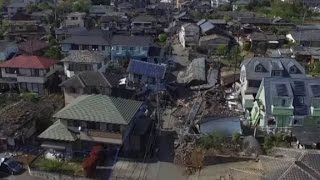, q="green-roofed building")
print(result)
[38,94,149,155]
